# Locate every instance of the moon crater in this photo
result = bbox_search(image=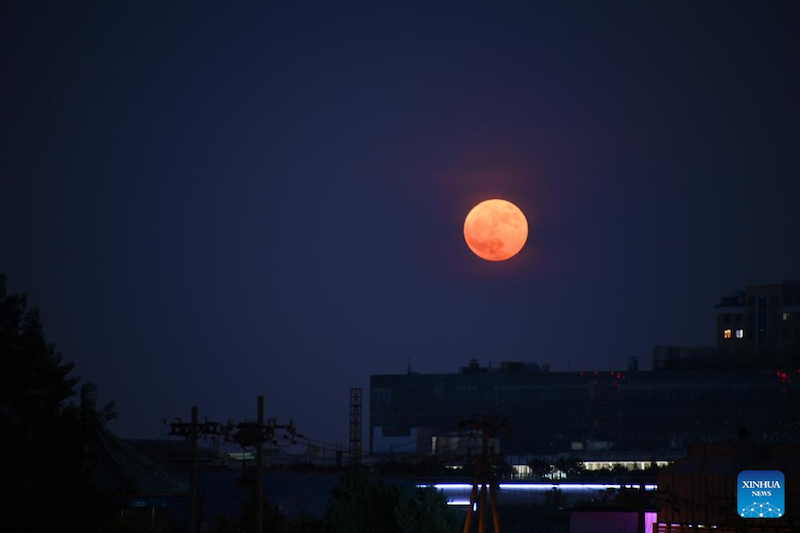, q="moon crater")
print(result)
[463,199,528,261]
